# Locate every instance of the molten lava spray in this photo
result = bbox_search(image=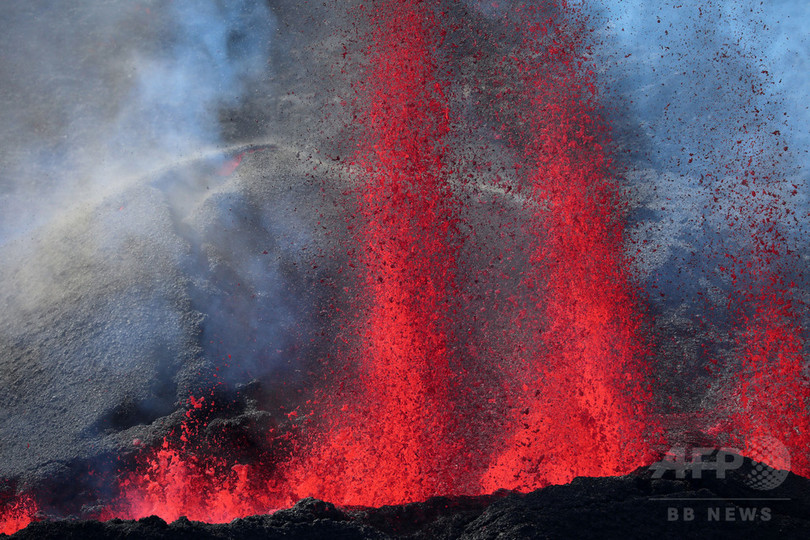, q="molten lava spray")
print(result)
[481,3,660,491]
[111,0,663,514]
[113,396,291,522]
[719,117,810,475]
[284,0,468,505]
[735,272,809,475]
[0,496,37,536]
